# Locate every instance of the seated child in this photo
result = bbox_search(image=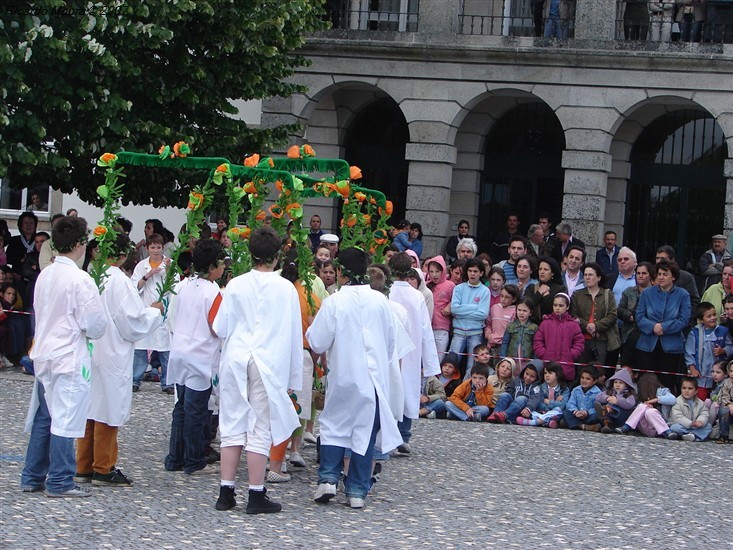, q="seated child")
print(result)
[0,283,18,368]
[500,298,538,372]
[487,357,515,408]
[485,284,519,357]
[473,343,495,377]
[684,302,733,400]
[563,366,602,430]
[486,359,543,424]
[418,369,447,419]
[516,362,569,428]
[711,360,733,442]
[436,351,462,401]
[594,368,638,433]
[667,377,712,441]
[445,363,494,422]
[616,372,676,438]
